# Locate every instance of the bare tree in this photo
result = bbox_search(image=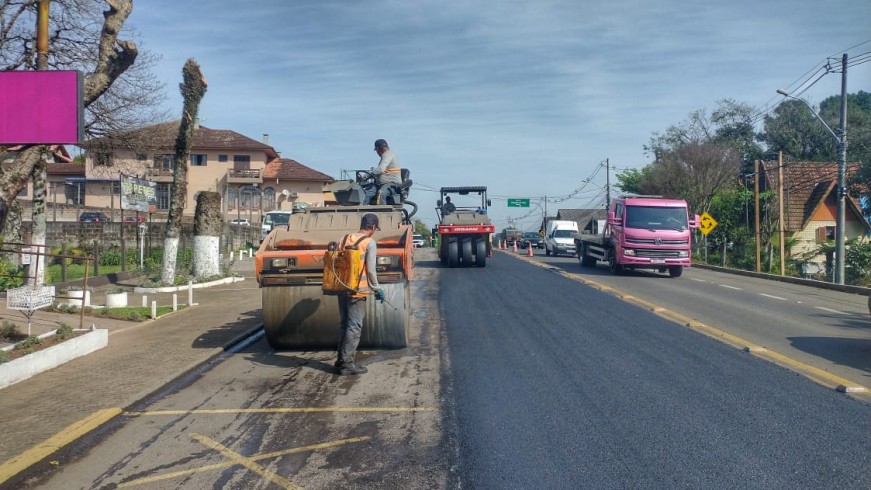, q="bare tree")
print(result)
[0,0,166,229]
[192,192,223,279]
[161,59,207,285]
